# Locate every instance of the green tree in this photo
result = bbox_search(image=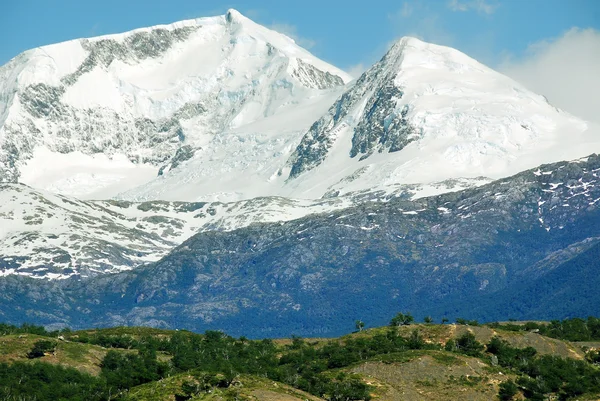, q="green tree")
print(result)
[498,380,518,400]
[424,316,433,324]
[390,312,414,327]
[454,333,484,357]
[408,329,425,349]
[355,320,365,332]
[0,361,109,400]
[444,339,457,352]
[586,349,600,365]
[101,348,169,390]
[27,340,56,359]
